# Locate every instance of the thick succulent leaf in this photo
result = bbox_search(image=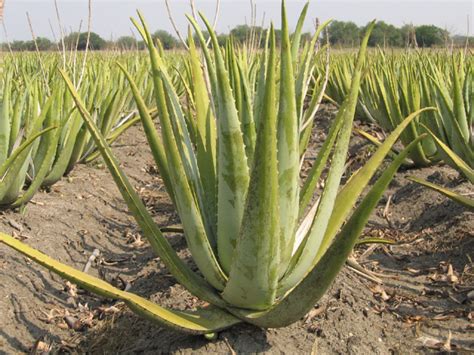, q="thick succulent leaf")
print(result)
[188,33,218,236]
[134,15,227,290]
[0,233,240,334]
[230,136,425,328]
[313,108,435,265]
[0,126,56,203]
[421,125,474,183]
[199,13,250,274]
[117,64,174,202]
[9,93,27,155]
[277,2,301,276]
[60,70,226,307]
[81,115,141,164]
[236,60,256,165]
[0,95,55,203]
[12,100,62,207]
[295,20,331,125]
[298,104,345,217]
[355,128,414,167]
[290,1,309,65]
[279,22,376,295]
[451,58,470,141]
[42,112,83,187]
[186,15,218,99]
[0,78,11,165]
[407,177,474,210]
[222,27,280,311]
